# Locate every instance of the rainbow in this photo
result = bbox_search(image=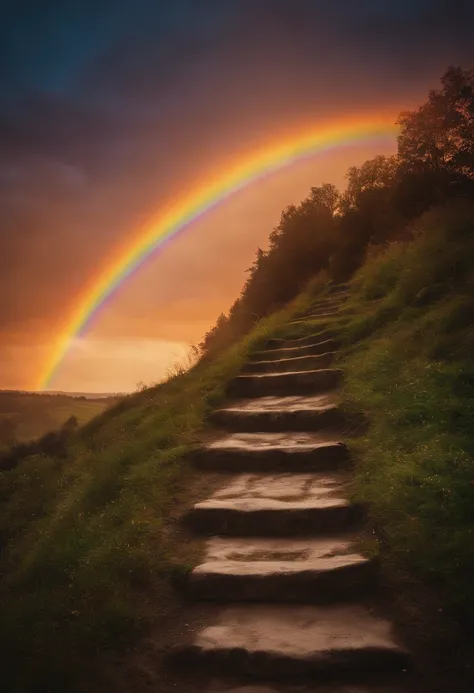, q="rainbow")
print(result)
[36,115,399,390]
